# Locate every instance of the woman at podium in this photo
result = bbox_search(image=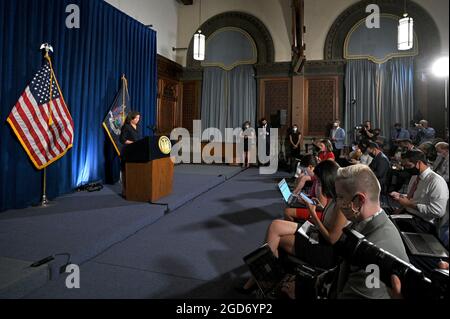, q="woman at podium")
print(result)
[120,111,142,145]
[119,111,142,197]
